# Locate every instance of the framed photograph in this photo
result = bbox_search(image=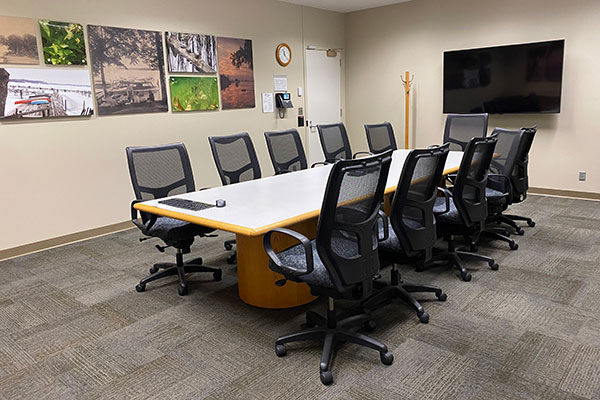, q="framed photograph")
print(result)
[217,37,255,110]
[166,32,217,73]
[170,76,219,112]
[0,16,39,64]
[40,20,87,65]
[88,25,168,116]
[0,67,93,119]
